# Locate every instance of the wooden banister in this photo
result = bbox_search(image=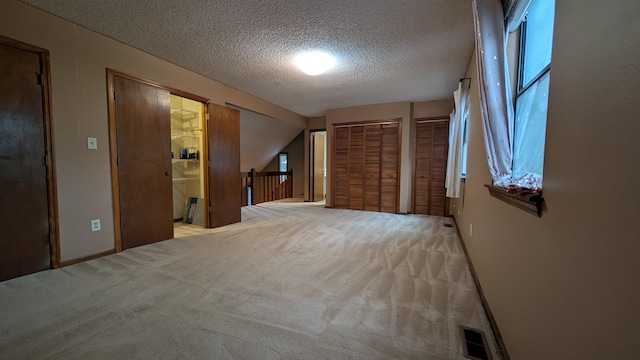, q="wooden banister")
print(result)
[240,169,293,206]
